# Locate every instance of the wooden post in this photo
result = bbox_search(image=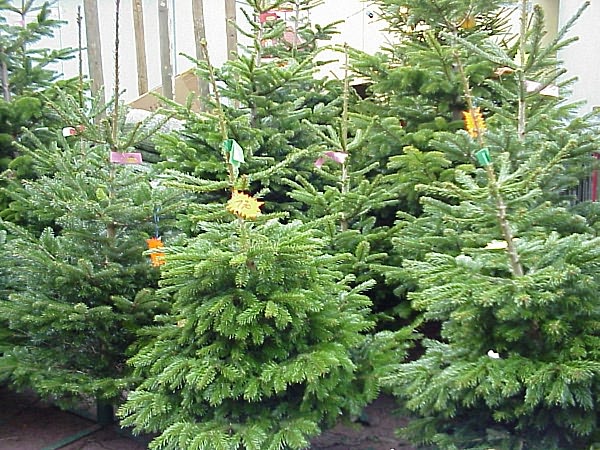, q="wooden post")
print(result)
[225,0,237,60]
[0,49,10,102]
[191,0,209,110]
[83,0,105,103]
[158,0,173,100]
[132,0,148,95]
[534,0,559,46]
